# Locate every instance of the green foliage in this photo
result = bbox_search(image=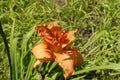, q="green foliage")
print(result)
[0,0,120,80]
